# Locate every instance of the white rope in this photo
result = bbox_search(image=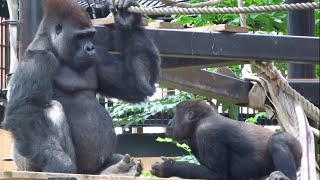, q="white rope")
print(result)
[252,61,320,124]
[128,2,319,15]
[157,0,226,8]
